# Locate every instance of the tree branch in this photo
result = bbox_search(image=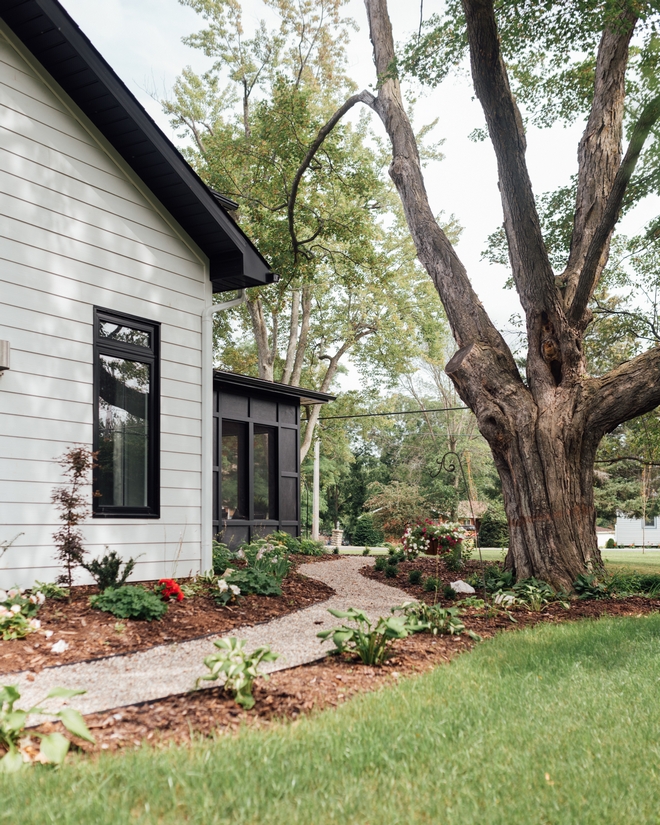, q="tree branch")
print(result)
[462,0,557,319]
[562,11,636,306]
[287,90,376,261]
[363,0,522,376]
[281,289,301,384]
[569,94,660,326]
[587,345,660,436]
